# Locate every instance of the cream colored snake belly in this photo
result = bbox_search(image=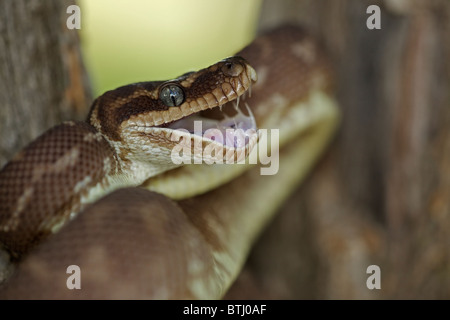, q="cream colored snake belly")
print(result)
[0,25,340,299]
